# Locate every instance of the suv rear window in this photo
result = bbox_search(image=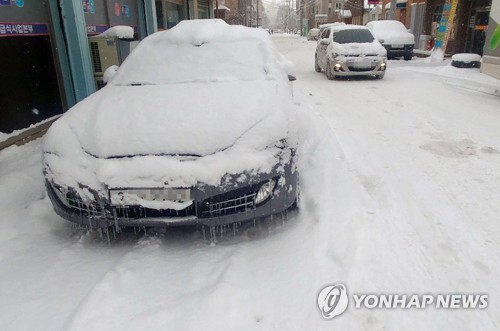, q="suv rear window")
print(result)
[333,29,375,44]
